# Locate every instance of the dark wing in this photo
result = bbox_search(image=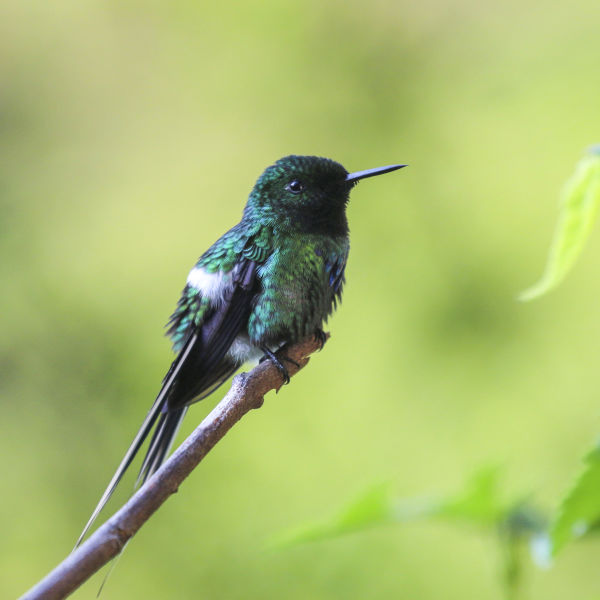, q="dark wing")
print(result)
[135,259,259,483]
[164,258,257,409]
[76,259,258,548]
[325,247,349,309]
